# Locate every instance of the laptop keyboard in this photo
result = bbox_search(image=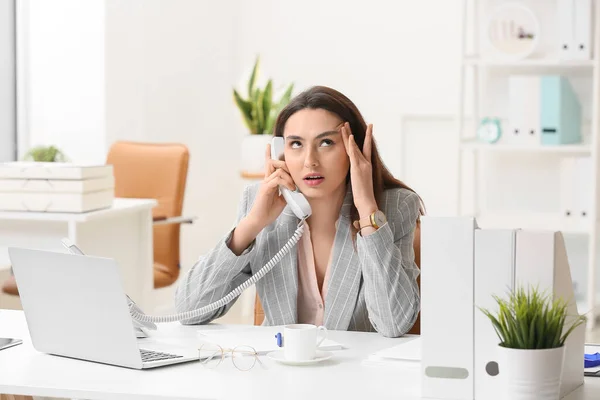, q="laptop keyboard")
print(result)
[140,349,183,363]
